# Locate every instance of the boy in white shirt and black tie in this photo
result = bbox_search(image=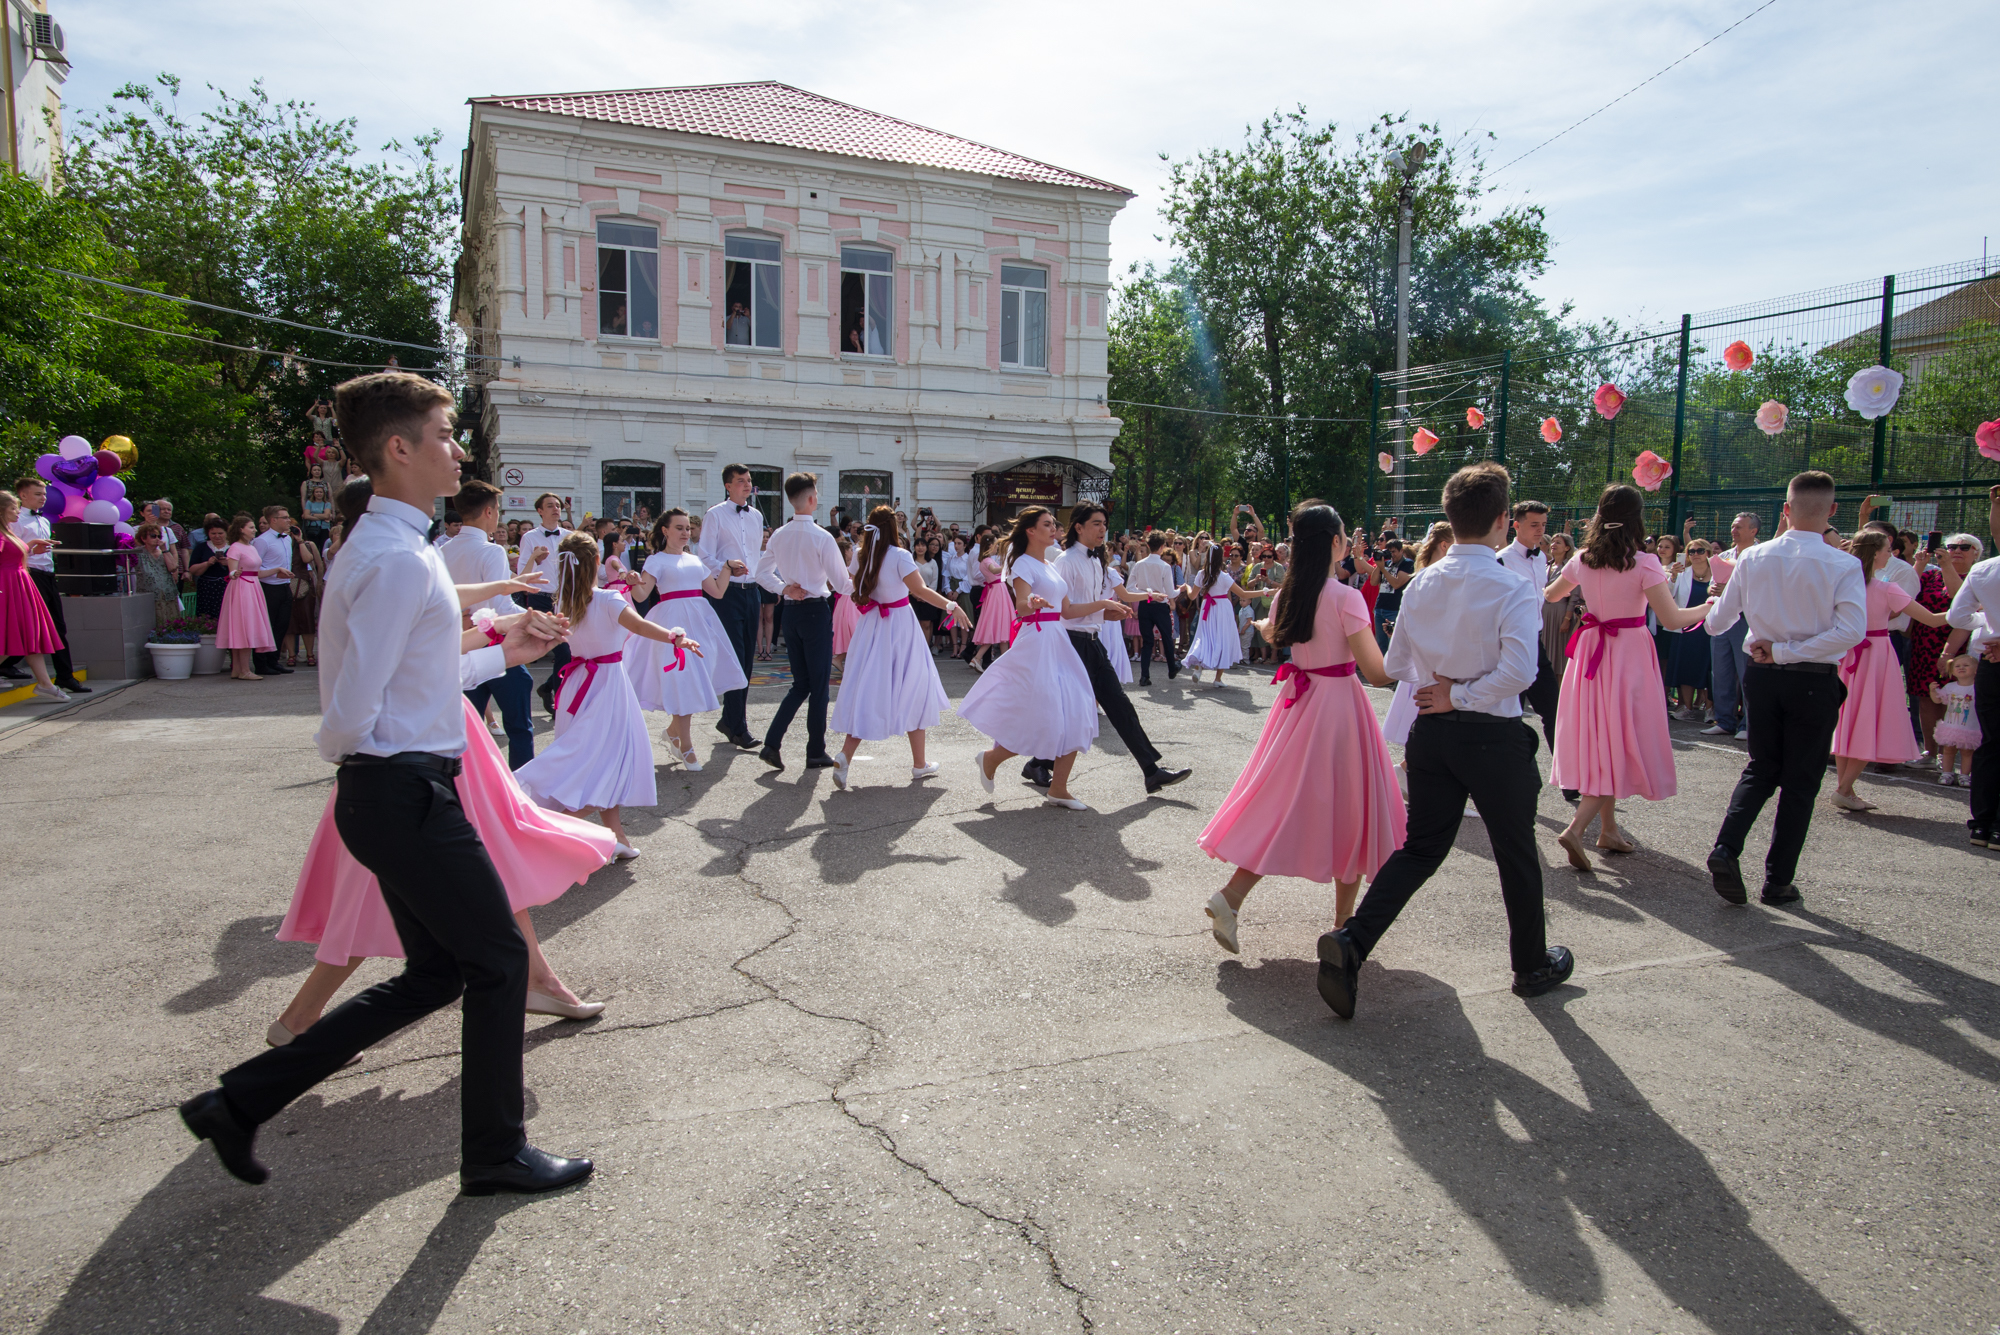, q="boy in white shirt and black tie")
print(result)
[1317,462,1574,1019]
